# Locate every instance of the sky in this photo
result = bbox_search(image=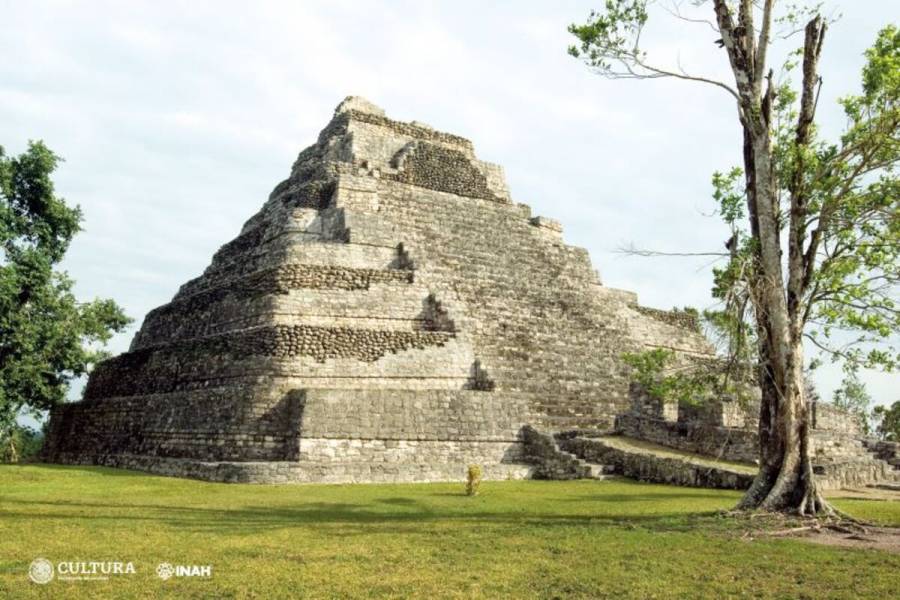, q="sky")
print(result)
[1,0,897,421]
